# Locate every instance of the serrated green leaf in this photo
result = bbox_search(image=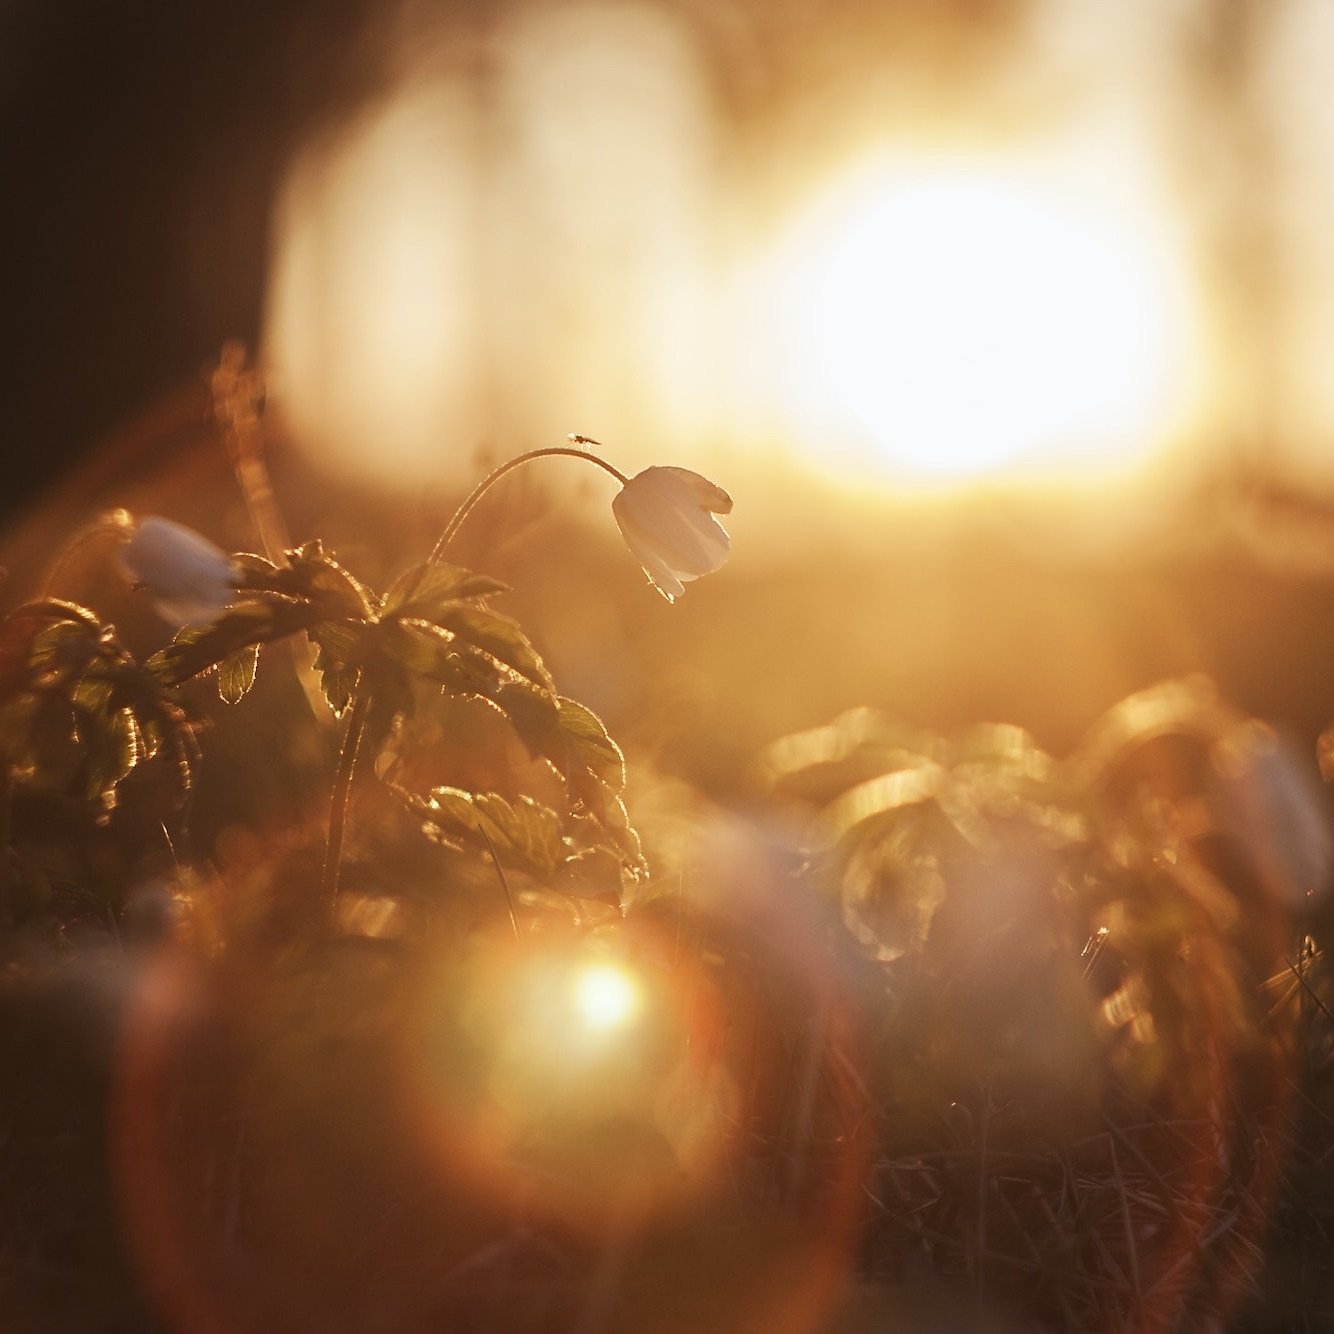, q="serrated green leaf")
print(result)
[236,544,379,618]
[601,808,645,869]
[318,658,359,717]
[283,545,379,617]
[27,620,96,683]
[383,562,510,615]
[378,621,502,695]
[556,698,625,792]
[149,598,328,686]
[494,686,624,815]
[138,714,164,762]
[304,620,362,716]
[70,674,116,720]
[488,792,565,872]
[415,785,565,881]
[412,605,552,691]
[76,703,143,804]
[495,680,562,756]
[217,642,260,704]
